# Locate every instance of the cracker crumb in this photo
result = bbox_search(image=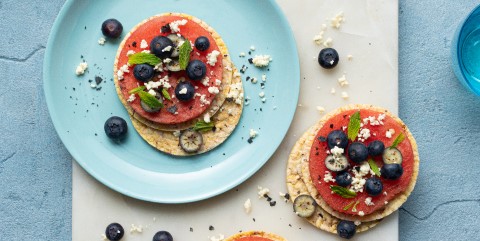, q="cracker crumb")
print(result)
[130,224,143,234]
[323,37,333,47]
[331,11,345,29]
[98,37,106,45]
[244,198,252,214]
[347,54,353,60]
[316,106,325,114]
[341,91,349,100]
